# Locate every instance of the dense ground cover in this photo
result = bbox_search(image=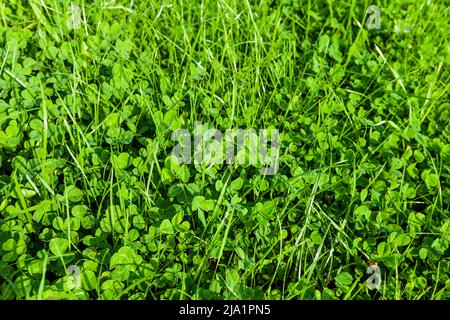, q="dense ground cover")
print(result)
[0,0,449,300]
